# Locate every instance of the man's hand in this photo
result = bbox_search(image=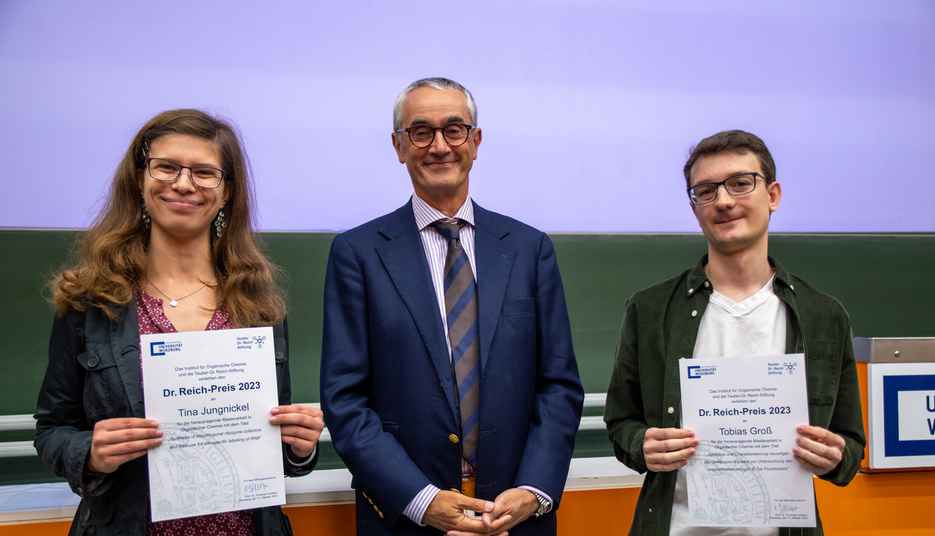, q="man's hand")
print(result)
[793,424,845,476]
[643,427,698,472]
[448,488,540,536]
[422,491,504,534]
[270,405,325,460]
[86,418,162,475]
